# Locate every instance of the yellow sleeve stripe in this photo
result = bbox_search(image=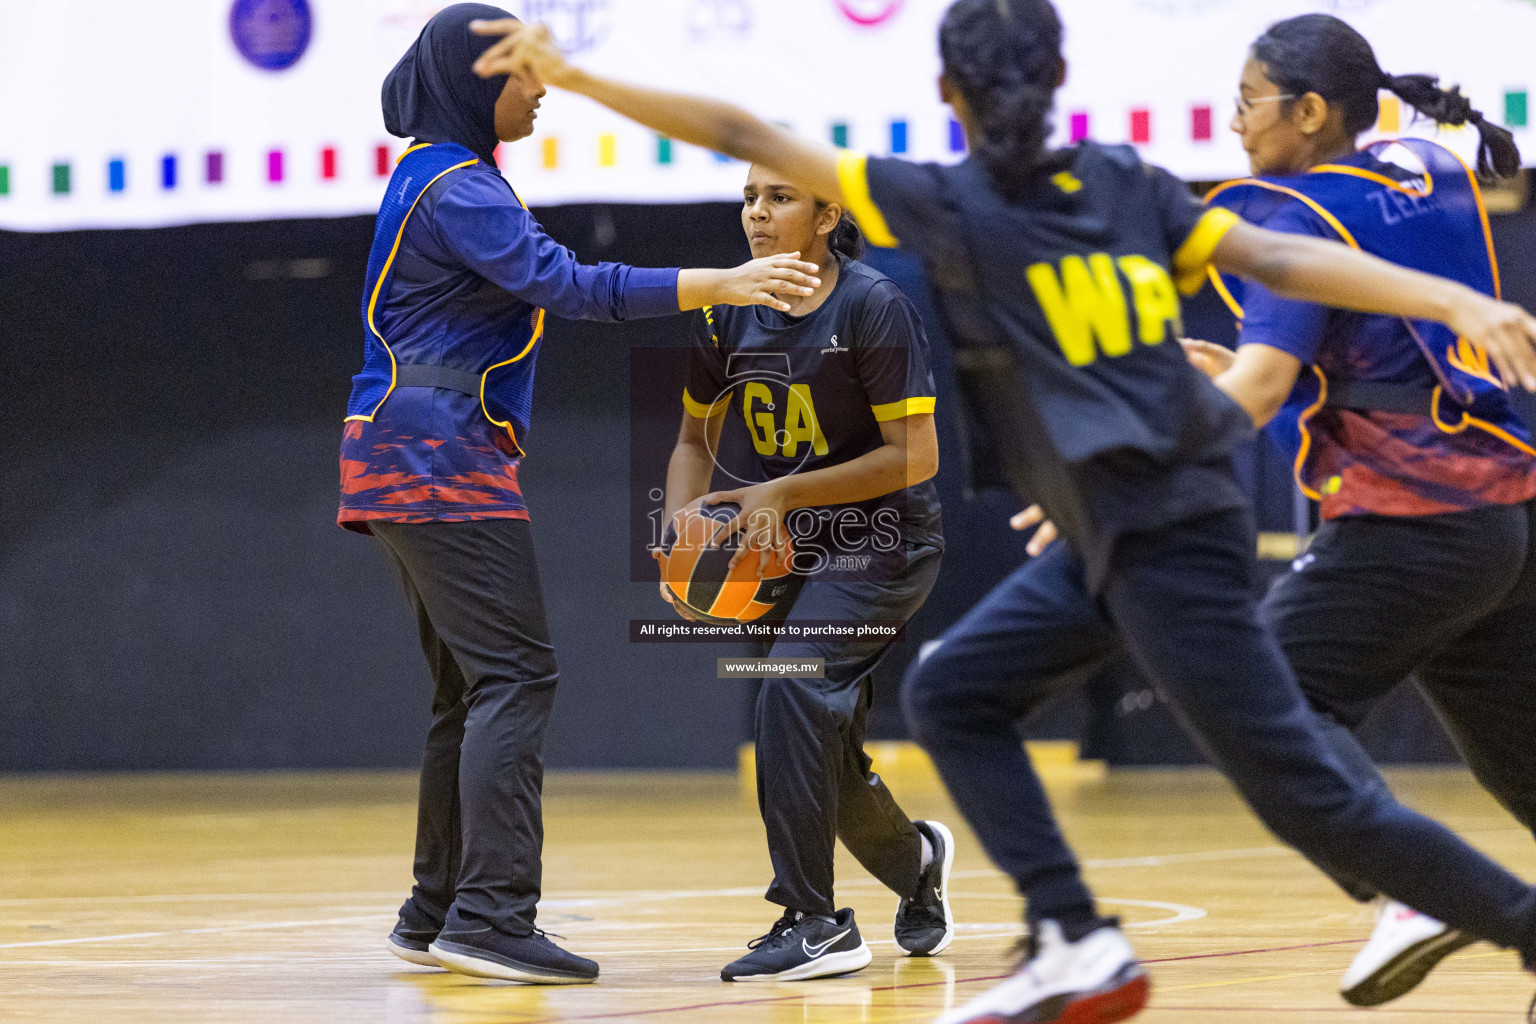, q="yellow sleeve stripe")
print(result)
[836,151,899,249]
[682,388,731,419]
[1173,207,1240,296]
[871,396,936,421]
